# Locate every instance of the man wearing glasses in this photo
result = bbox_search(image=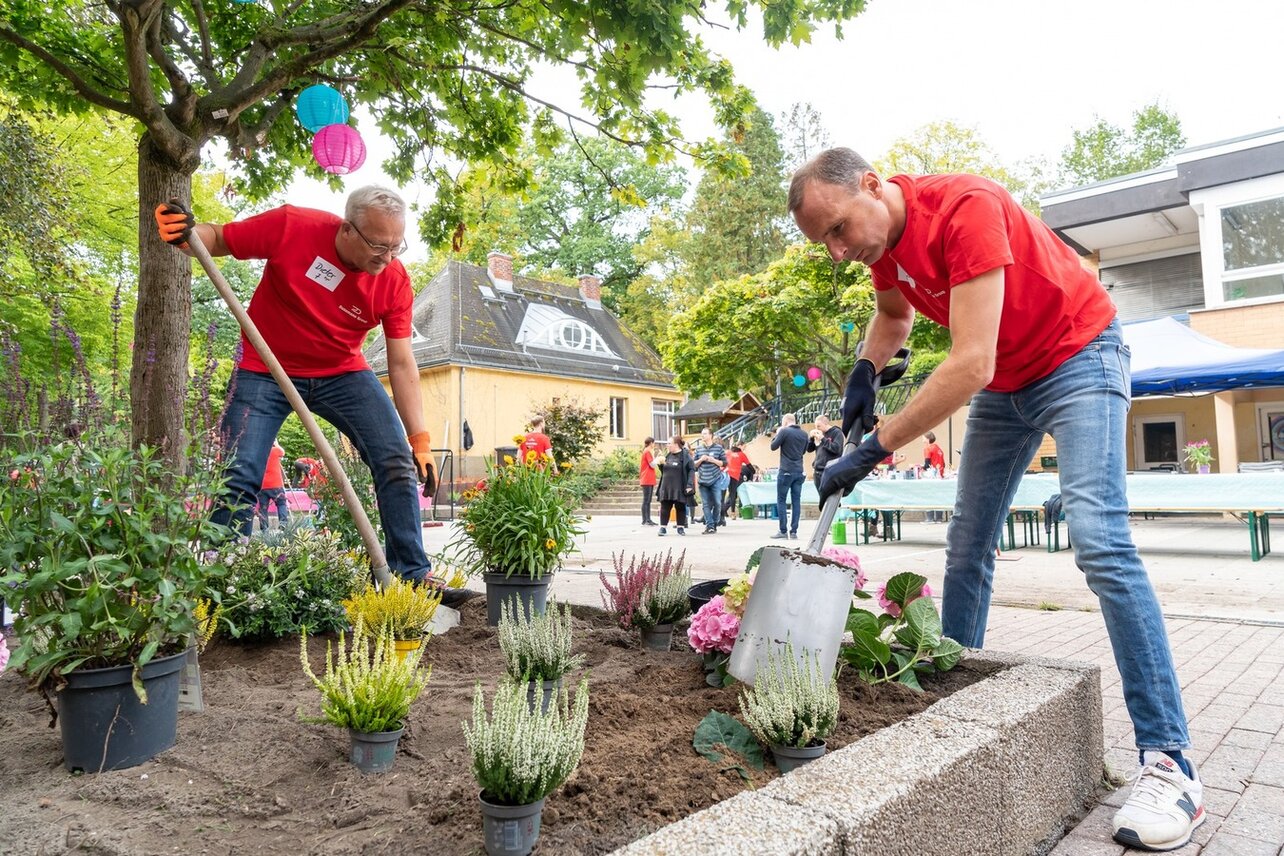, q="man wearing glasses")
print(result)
[154,186,436,587]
